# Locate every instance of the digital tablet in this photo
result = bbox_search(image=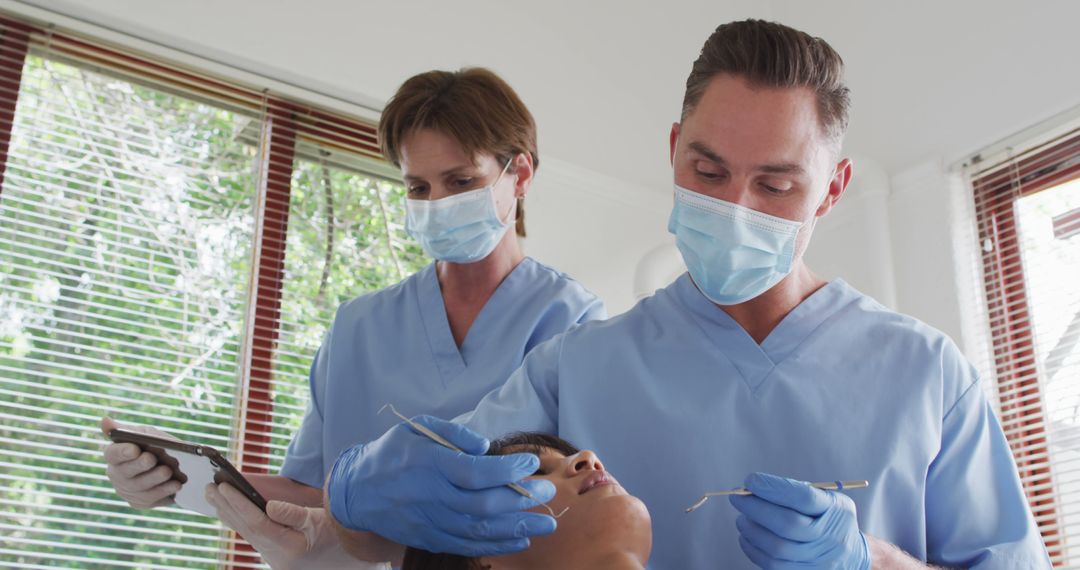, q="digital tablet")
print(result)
[107,428,267,516]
